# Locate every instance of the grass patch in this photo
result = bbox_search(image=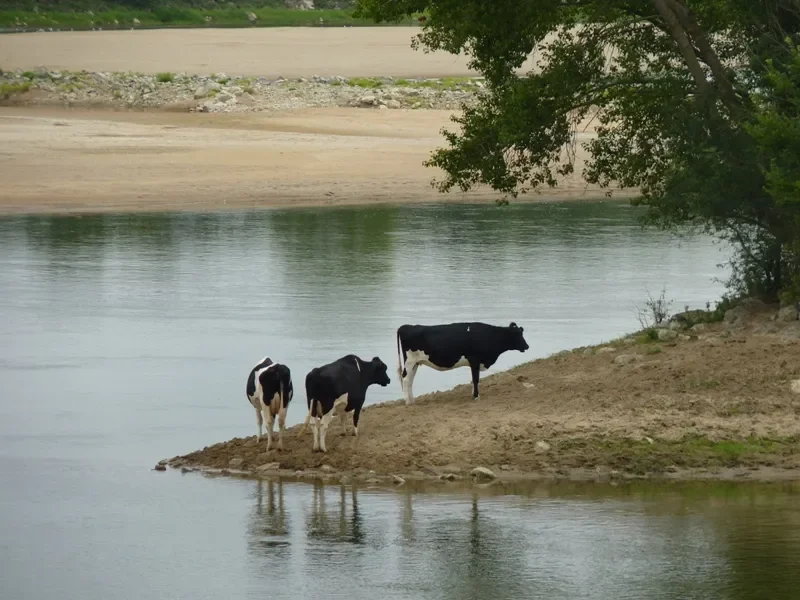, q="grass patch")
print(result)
[687,378,721,390]
[348,77,383,89]
[394,76,481,91]
[155,72,175,83]
[0,81,32,99]
[0,8,419,30]
[645,345,662,355]
[556,434,798,475]
[242,86,255,95]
